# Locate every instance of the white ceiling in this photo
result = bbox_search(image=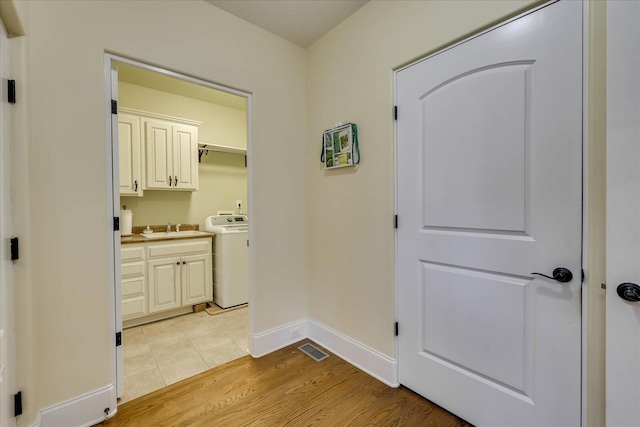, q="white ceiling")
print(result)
[206,0,370,48]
